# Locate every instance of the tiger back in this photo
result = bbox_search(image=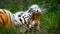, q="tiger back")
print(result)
[0,9,13,28]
